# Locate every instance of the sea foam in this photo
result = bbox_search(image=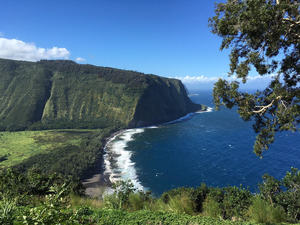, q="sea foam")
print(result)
[164,107,213,125]
[104,128,145,191]
[196,107,213,113]
[103,107,213,191]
